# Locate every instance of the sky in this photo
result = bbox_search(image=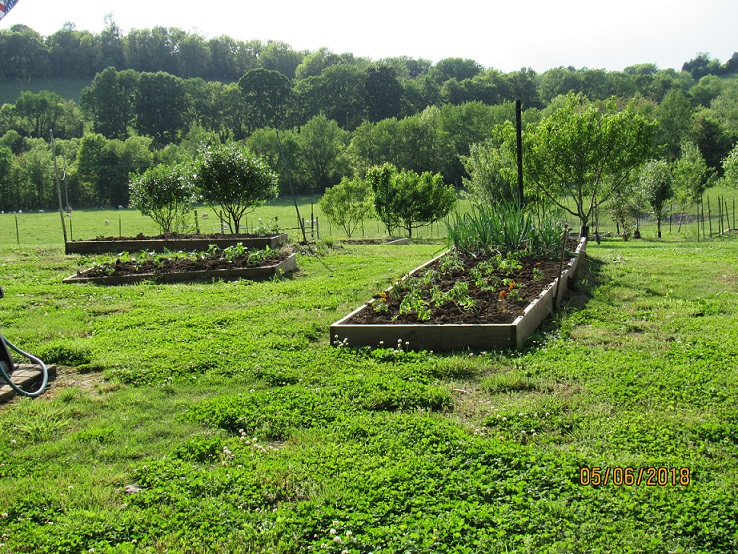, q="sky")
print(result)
[1,0,736,73]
